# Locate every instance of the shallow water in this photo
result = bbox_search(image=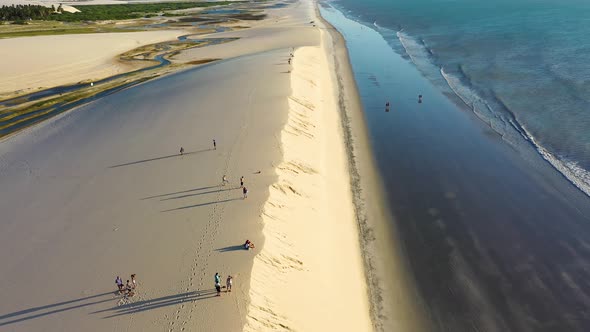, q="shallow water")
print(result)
[321,3,590,331]
[331,0,590,197]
